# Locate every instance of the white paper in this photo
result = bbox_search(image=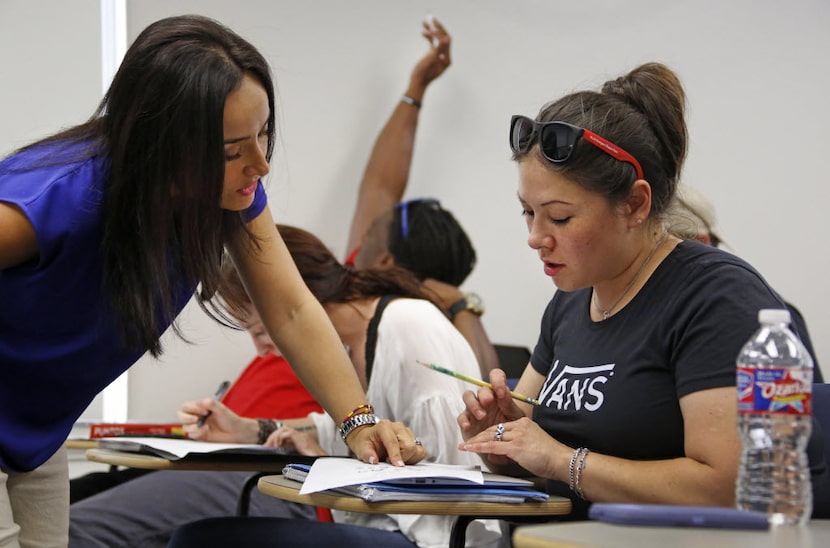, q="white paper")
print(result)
[299,456,484,494]
[97,436,283,459]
